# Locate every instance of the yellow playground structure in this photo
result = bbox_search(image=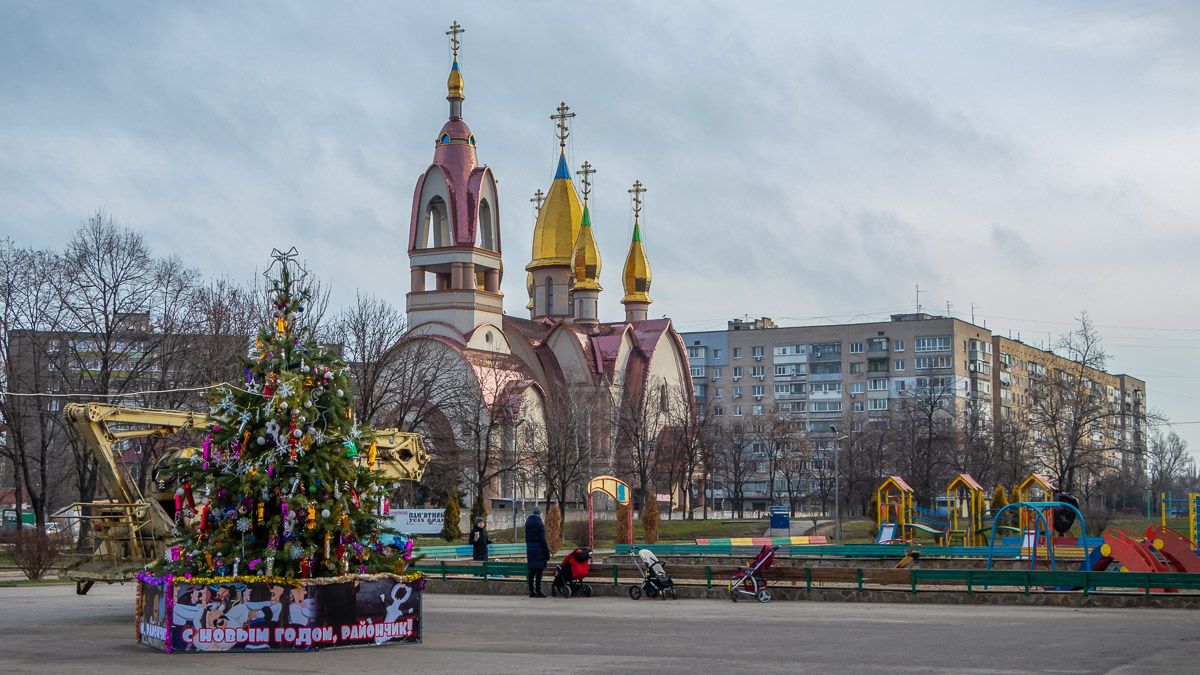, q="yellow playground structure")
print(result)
[945,473,986,546]
[875,476,915,543]
[1013,473,1056,532]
